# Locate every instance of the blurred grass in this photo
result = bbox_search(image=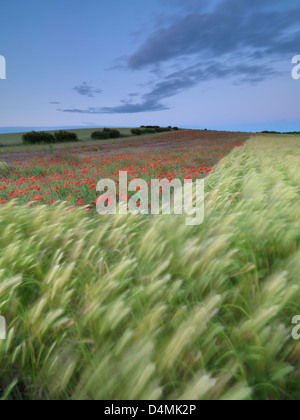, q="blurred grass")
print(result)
[0,135,299,400]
